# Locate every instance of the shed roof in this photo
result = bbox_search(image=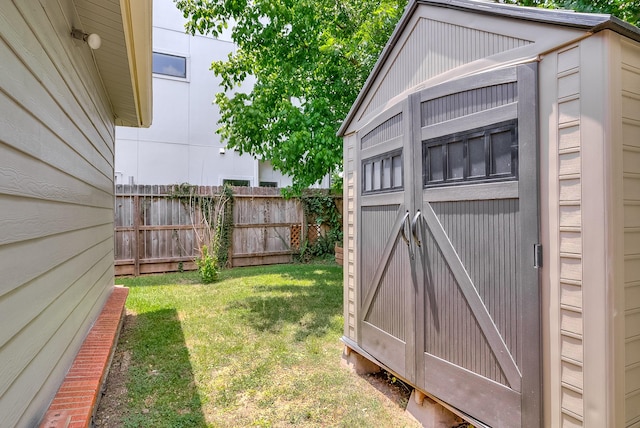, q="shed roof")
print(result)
[74,0,153,127]
[338,0,640,136]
